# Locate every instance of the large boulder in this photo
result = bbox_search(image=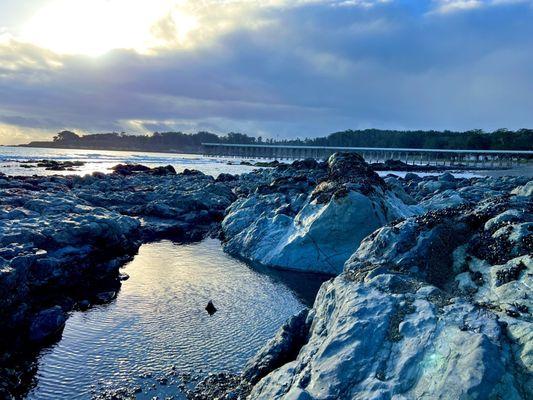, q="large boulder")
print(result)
[222,153,417,274]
